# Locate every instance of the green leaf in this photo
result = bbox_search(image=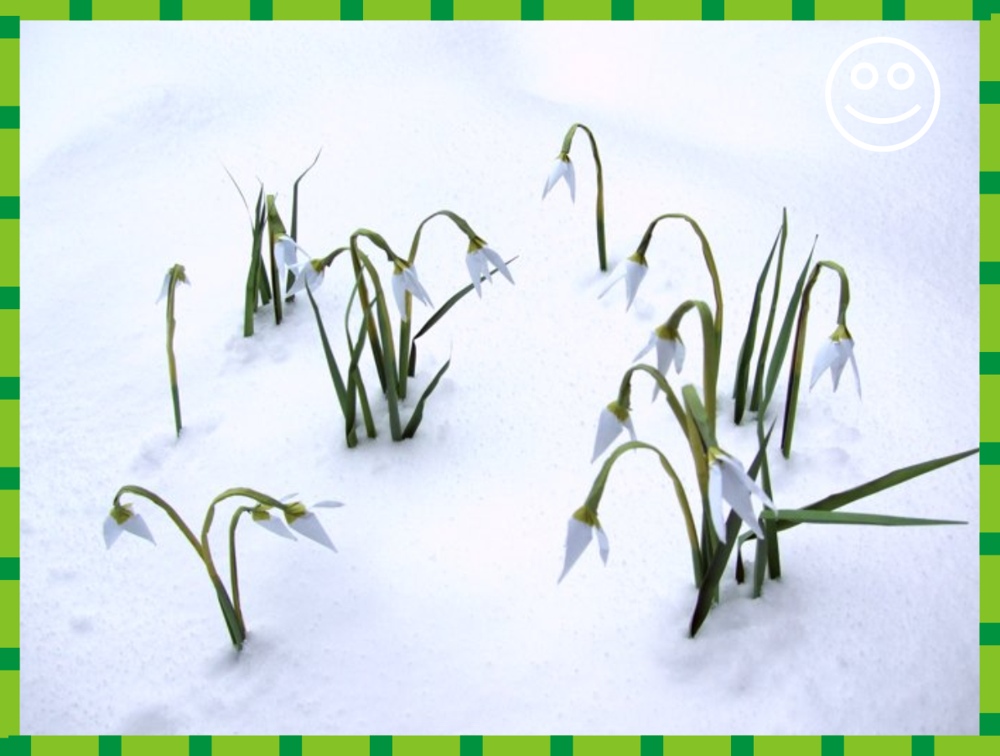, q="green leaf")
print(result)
[765,514,781,579]
[690,508,742,637]
[762,240,815,412]
[345,286,377,441]
[751,520,767,598]
[681,385,716,450]
[763,509,966,527]
[749,208,788,413]
[787,447,976,528]
[243,185,267,337]
[411,256,519,342]
[304,283,351,426]
[733,222,780,423]
[401,358,451,439]
[290,148,322,242]
[211,576,246,650]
